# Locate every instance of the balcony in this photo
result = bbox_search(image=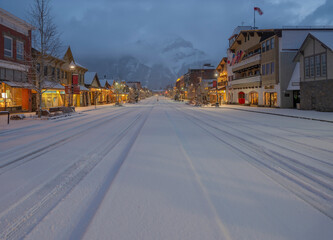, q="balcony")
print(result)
[229,75,261,88]
[232,54,261,73]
